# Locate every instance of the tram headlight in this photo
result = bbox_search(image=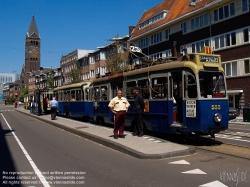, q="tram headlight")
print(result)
[214,113,222,123]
